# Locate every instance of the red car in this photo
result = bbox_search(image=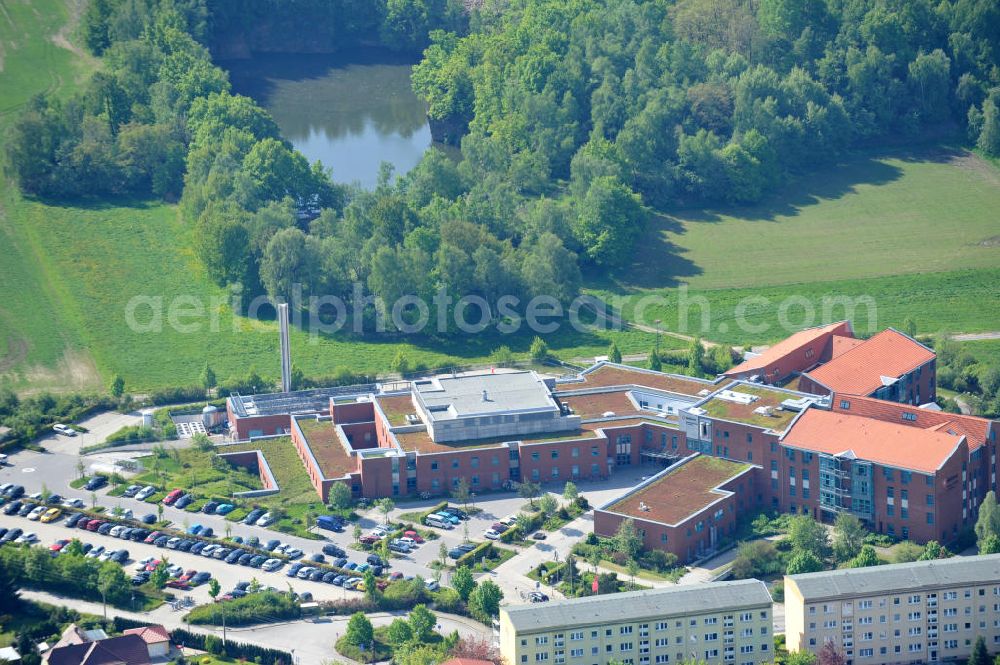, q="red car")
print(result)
[166,579,190,590]
[144,531,162,544]
[179,569,197,582]
[162,489,184,505]
[144,559,162,572]
[50,539,70,552]
[85,519,104,531]
[360,534,380,545]
[403,530,425,543]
